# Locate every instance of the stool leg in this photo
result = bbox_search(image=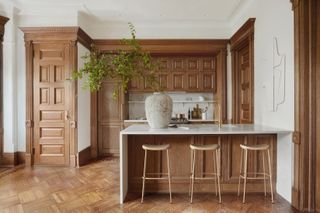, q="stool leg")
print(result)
[216,149,222,203]
[190,150,196,203]
[237,148,243,196]
[189,149,193,196]
[166,149,172,203]
[141,150,147,203]
[262,150,267,196]
[242,149,248,204]
[267,149,274,203]
[213,150,218,196]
